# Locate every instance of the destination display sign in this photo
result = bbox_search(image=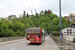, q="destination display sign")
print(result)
[27,29,40,33]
